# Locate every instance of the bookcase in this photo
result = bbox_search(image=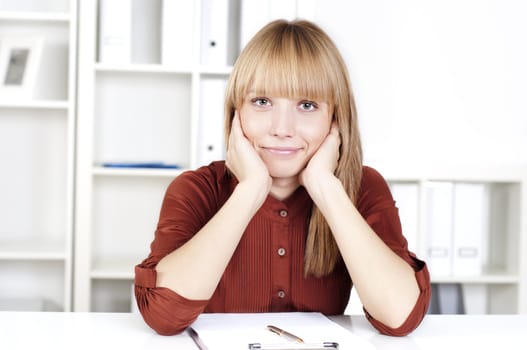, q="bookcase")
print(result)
[74,0,240,312]
[383,164,527,314]
[0,0,77,311]
[340,164,527,316]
